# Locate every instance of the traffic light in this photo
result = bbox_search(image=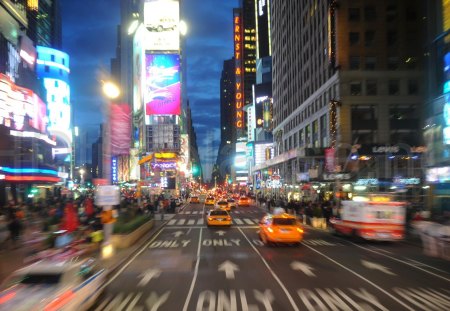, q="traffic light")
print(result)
[192,164,200,176]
